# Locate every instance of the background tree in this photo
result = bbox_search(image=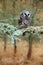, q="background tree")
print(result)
[2,0,6,17]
